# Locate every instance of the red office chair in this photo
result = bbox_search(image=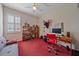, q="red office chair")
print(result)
[47,34,57,55]
[47,34,57,44]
